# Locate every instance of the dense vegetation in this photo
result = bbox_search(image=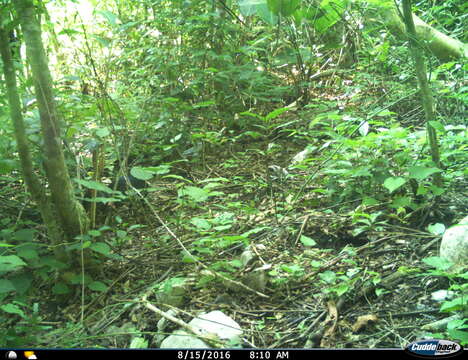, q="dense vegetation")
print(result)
[0,0,466,349]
